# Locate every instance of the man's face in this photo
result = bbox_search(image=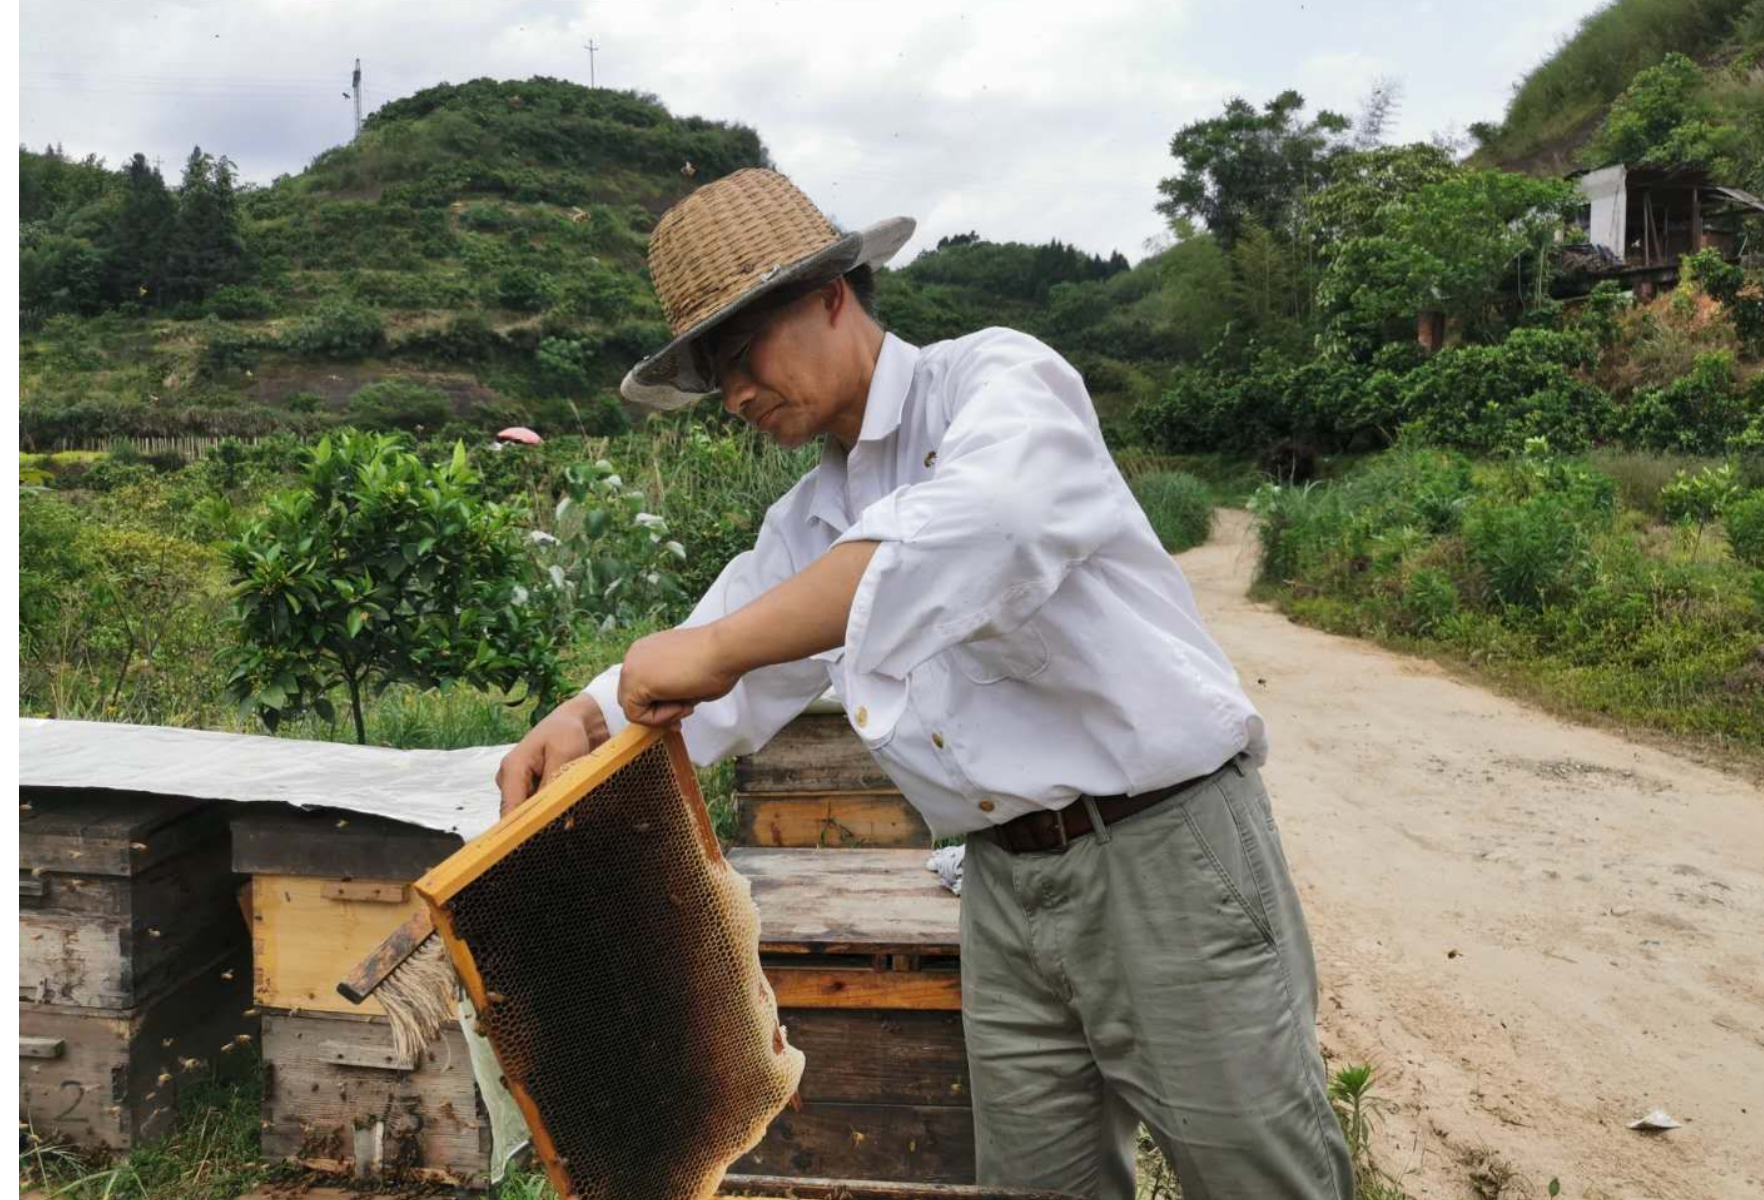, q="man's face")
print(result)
[708,283,848,449]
